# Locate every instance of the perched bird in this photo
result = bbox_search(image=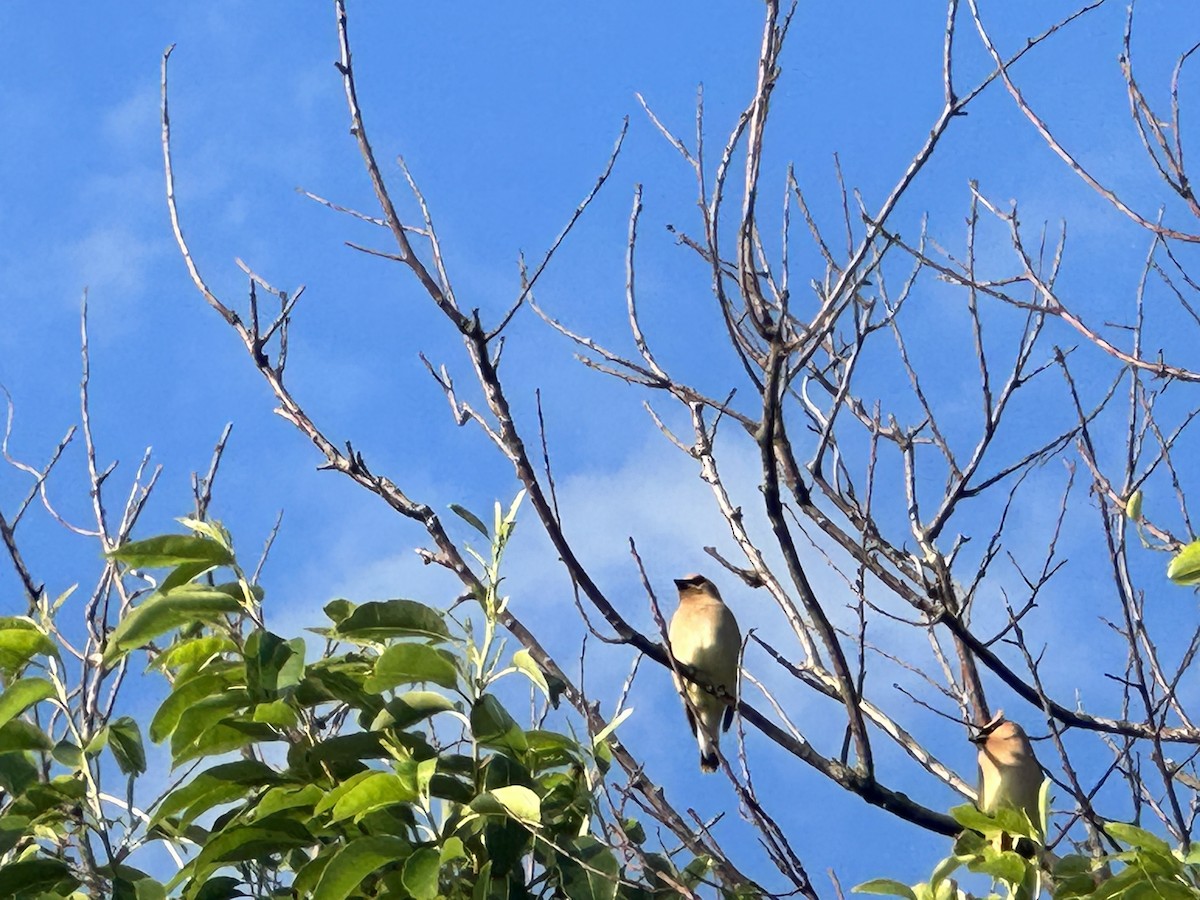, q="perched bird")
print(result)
[972,712,1044,837]
[668,574,742,773]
